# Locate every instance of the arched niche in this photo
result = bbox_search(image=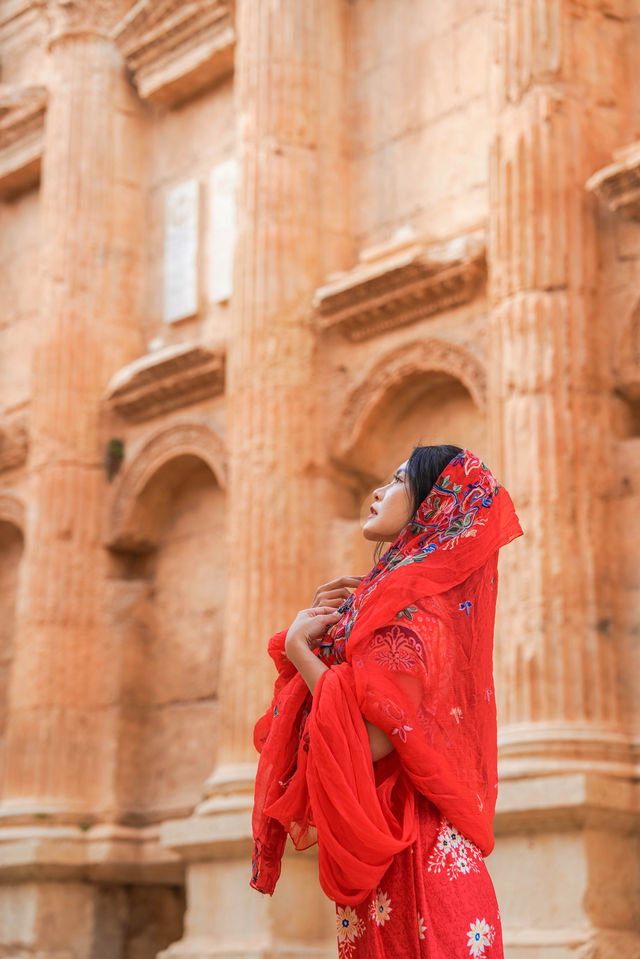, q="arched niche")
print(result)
[331,347,487,576]
[108,448,226,824]
[335,339,487,469]
[107,421,228,553]
[0,498,25,795]
[613,299,640,438]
